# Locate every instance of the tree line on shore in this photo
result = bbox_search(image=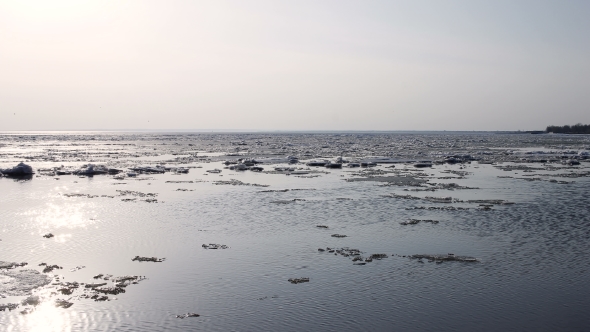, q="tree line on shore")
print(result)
[546,123,590,134]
